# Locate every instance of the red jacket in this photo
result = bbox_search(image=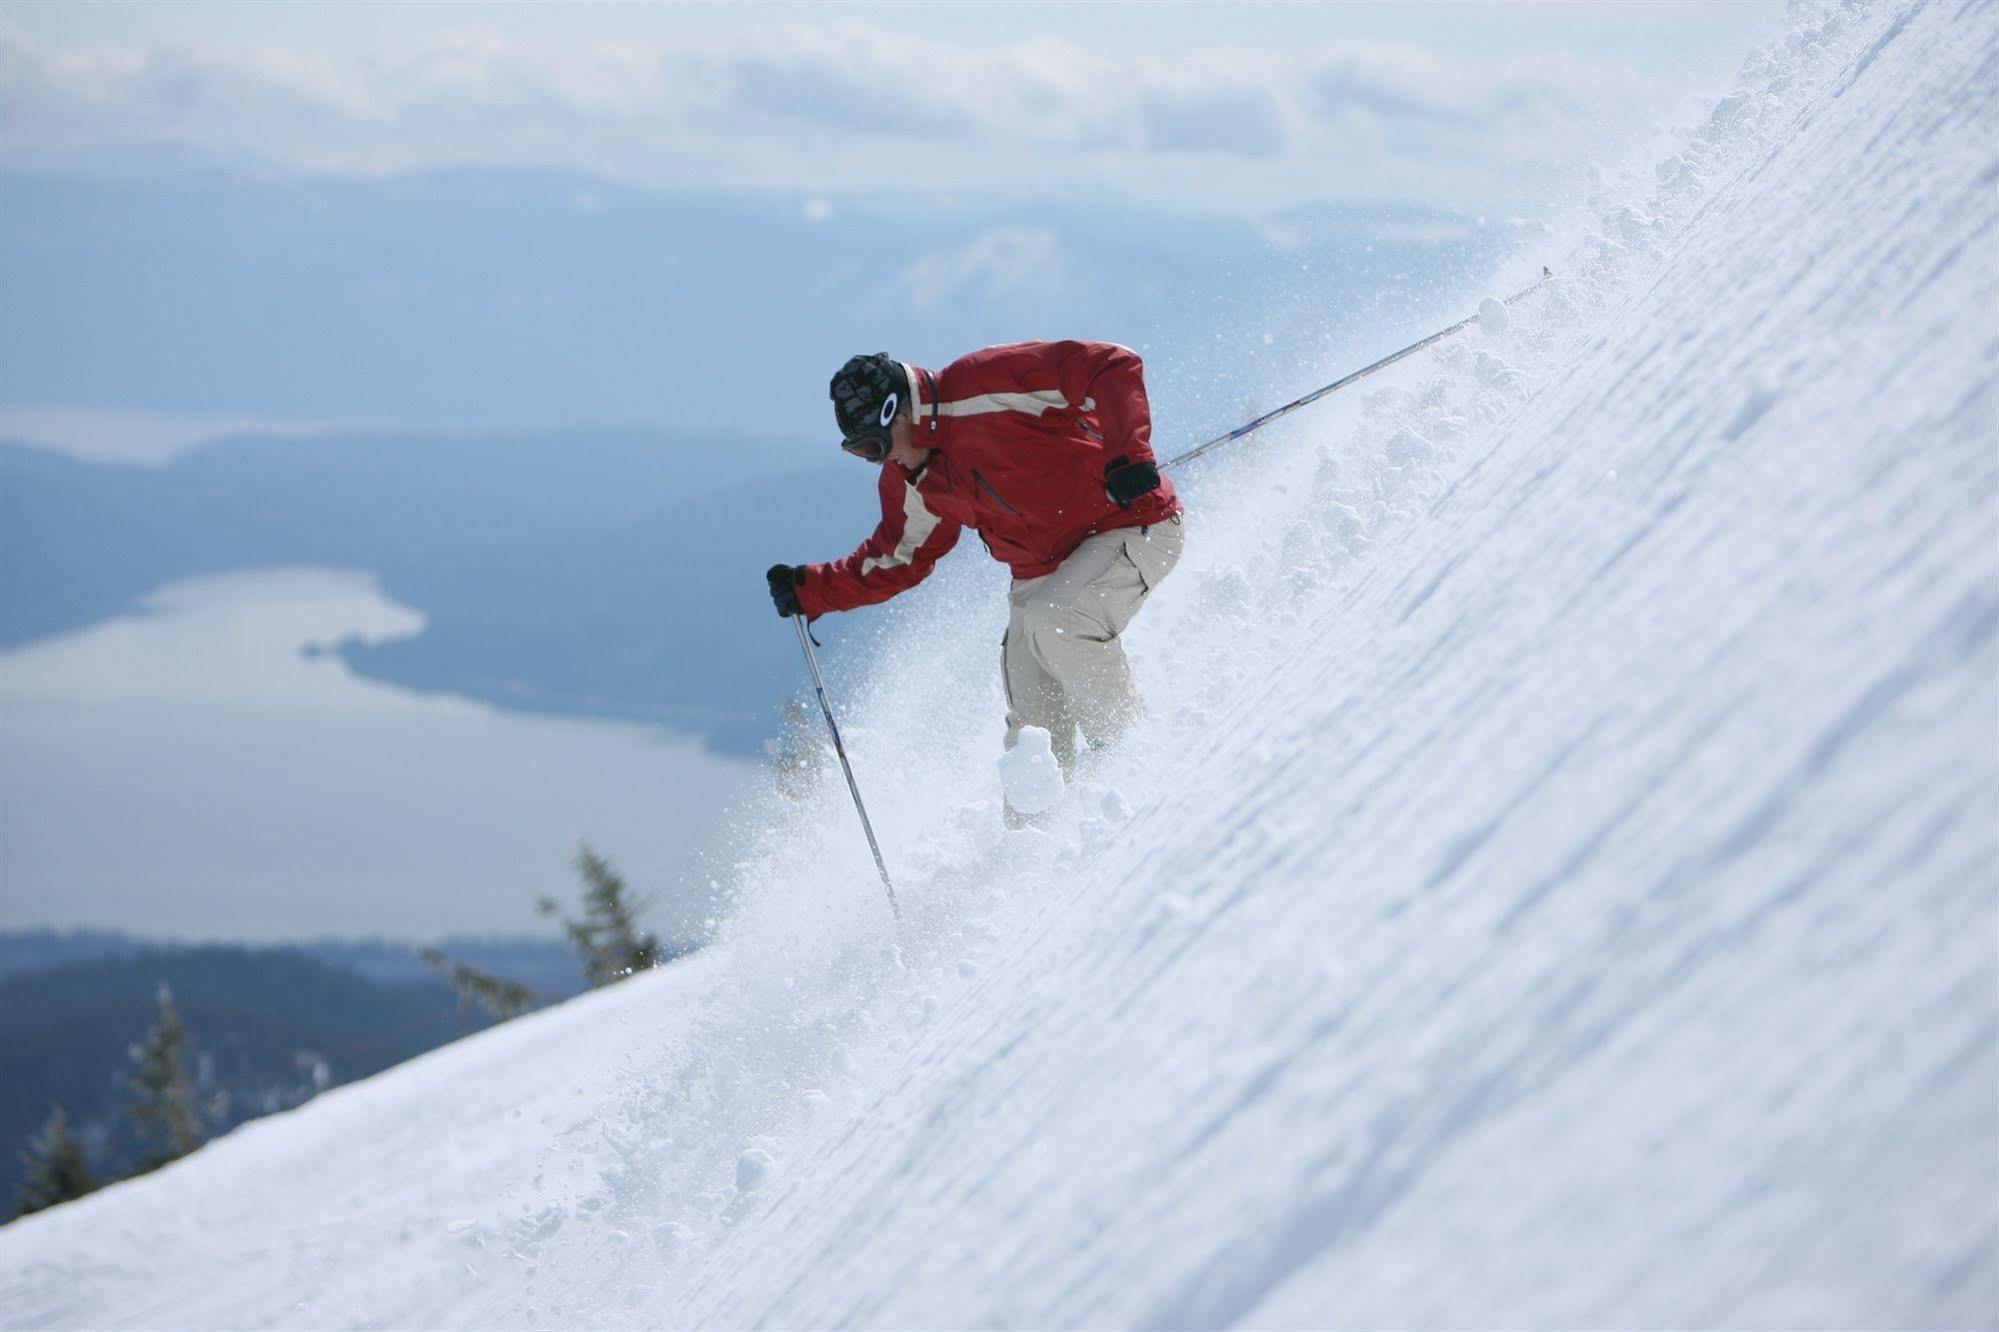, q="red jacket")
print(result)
[797,340,1181,617]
